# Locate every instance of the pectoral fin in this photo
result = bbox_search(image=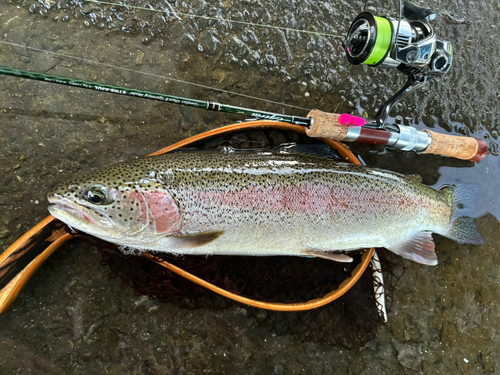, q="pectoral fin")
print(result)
[303,248,353,263]
[387,232,437,265]
[169,231,225,248]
